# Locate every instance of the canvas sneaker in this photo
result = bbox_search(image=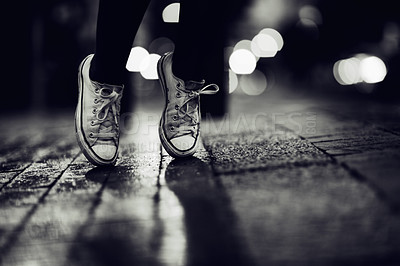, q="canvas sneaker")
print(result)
[75,54,124,166]
[157,52,219,157]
